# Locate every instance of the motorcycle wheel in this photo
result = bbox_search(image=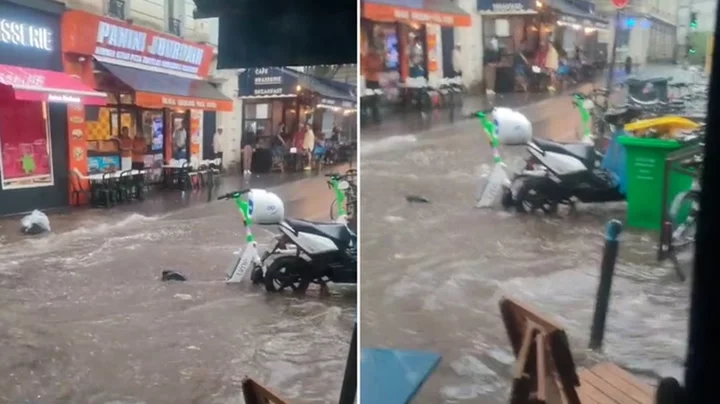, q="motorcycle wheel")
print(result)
[264,256,312,293]
[250,267,264,284]
[514,178,558,214]
[501,187,514,210]
[330,199,338,221]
